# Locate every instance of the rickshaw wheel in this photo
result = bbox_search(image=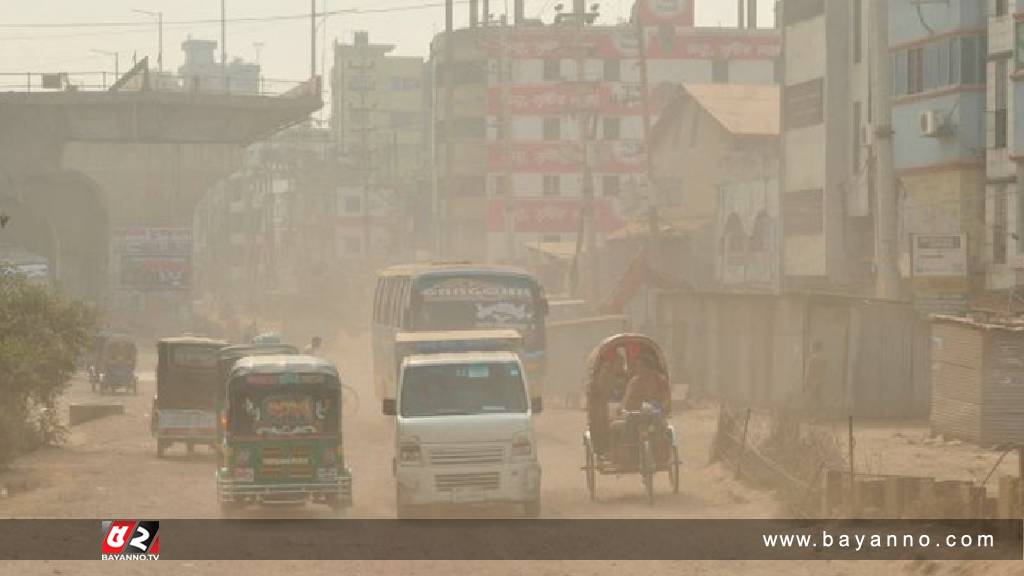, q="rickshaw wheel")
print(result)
[583,433,597,501]
[640,439,655,505]
[668,443,681,494]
